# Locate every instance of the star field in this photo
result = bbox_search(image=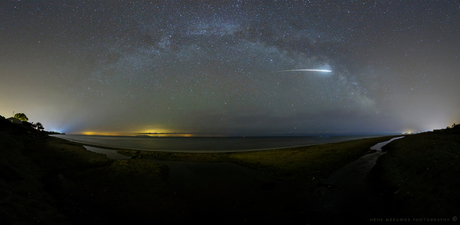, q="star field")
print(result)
[1,0,459,135]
